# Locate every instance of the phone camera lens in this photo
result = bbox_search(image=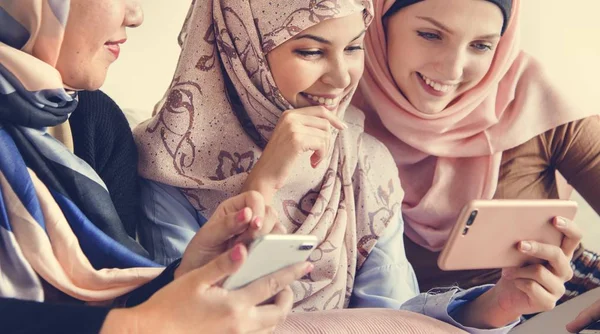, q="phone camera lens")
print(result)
[298,244,314,251]
[466,210,478,226]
